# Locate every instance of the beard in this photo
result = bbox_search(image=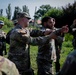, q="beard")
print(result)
[46,25,54,29]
